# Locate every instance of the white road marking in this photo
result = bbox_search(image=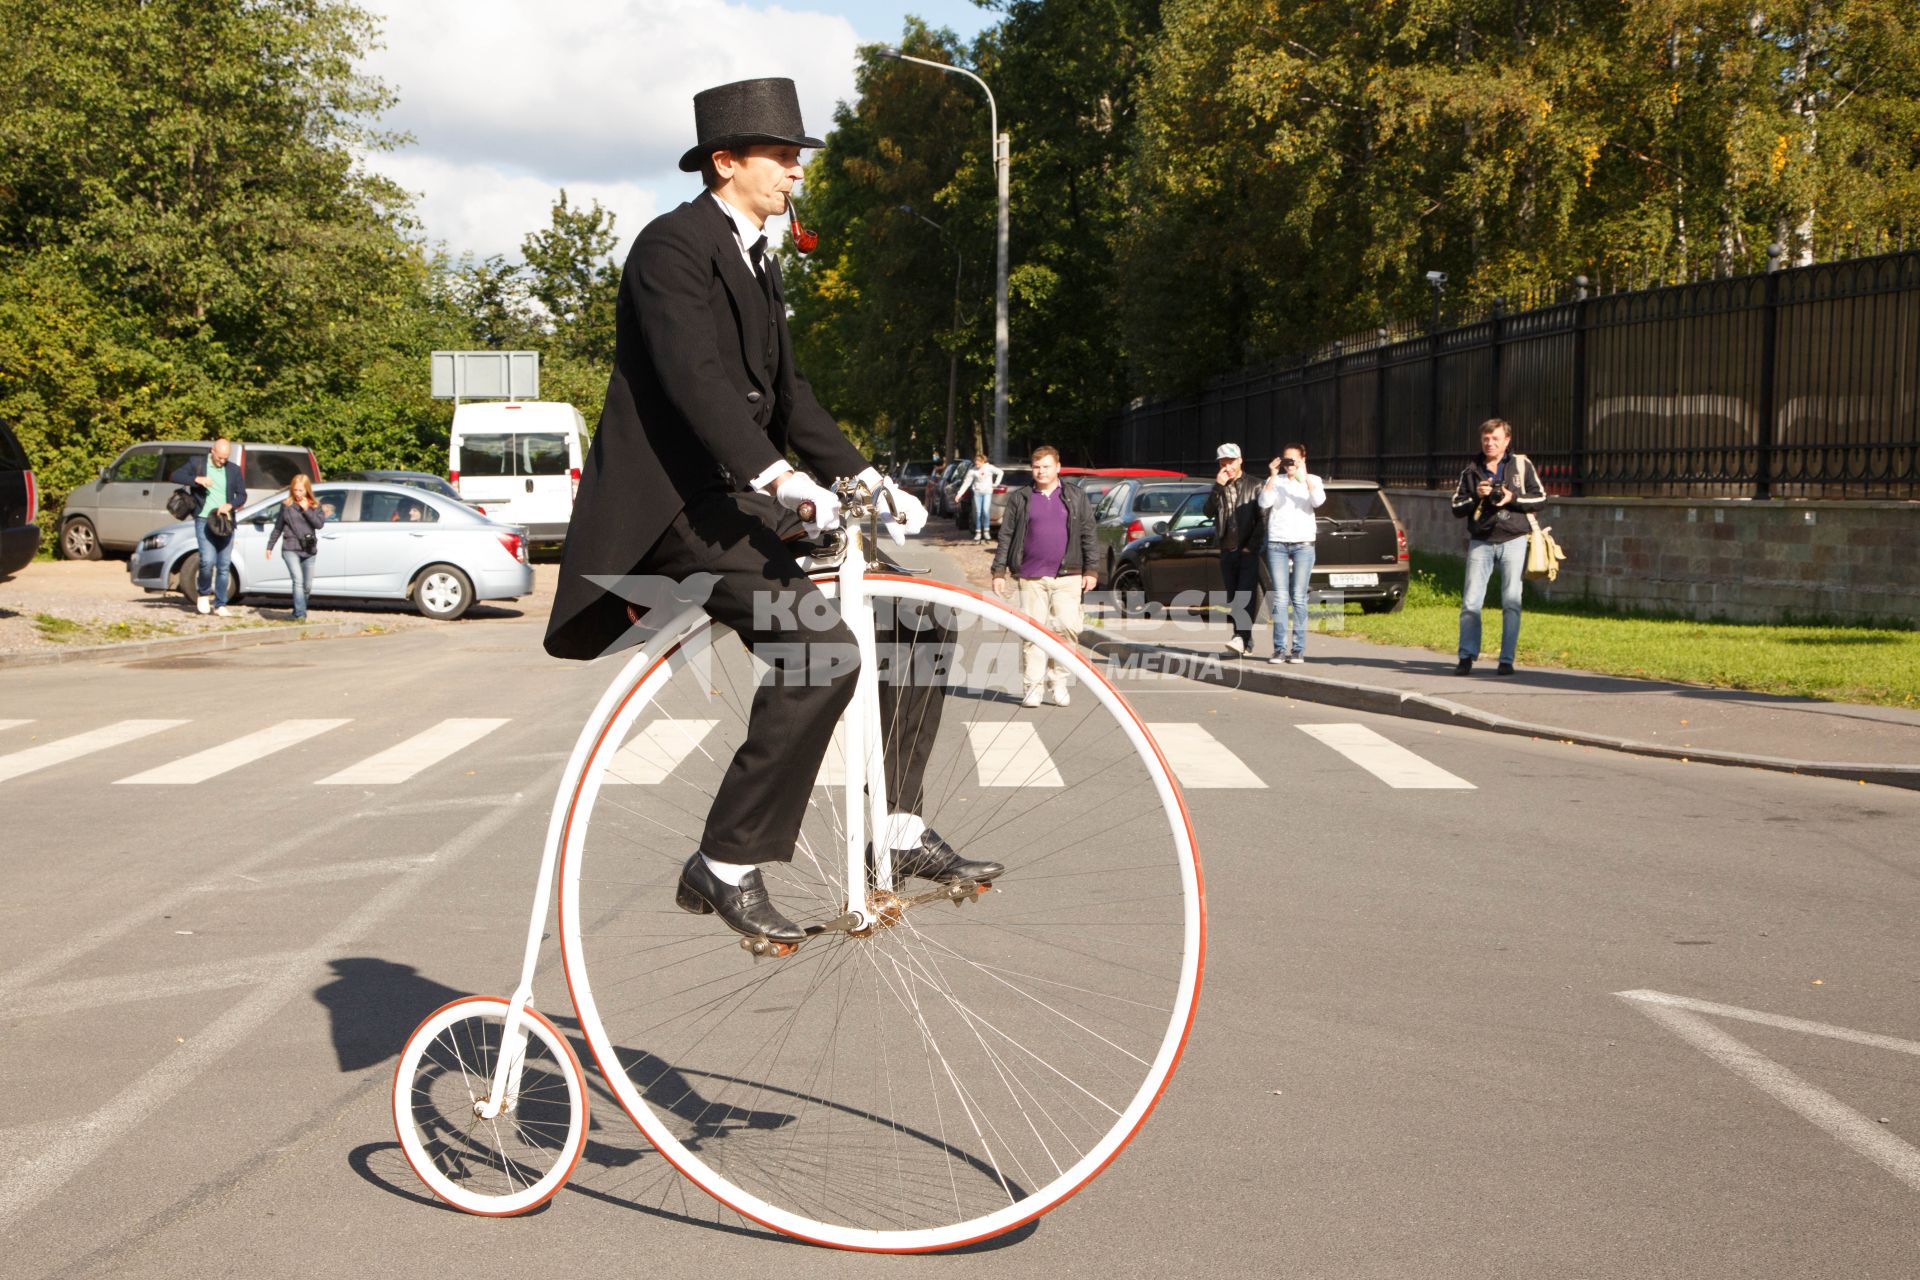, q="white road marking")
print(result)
[0,794,520,1003]
[0,952,302,1020]
[1144,722,1267,788]
[605,718,719,784]
[315,717,509,785]
[1296,723,1475,789]
[114,719,350,785]
[0,801,522,1224]
[0,720,187,785]
[1618,989,1920,1193]
[0,720,29,733]
[967,721,1064,787]
[190,855,440,892]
